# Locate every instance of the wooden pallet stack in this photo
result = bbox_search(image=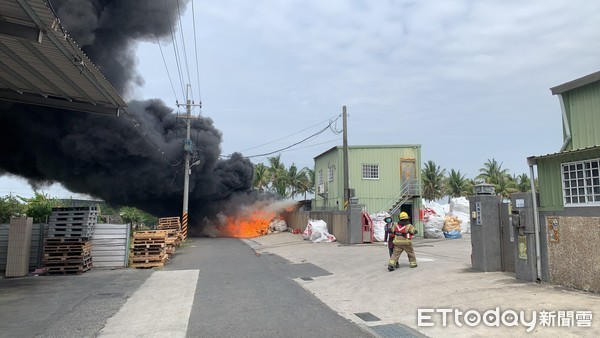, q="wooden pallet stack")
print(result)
[157,217,183,253]
[43,238,93,274]
[157,217,181,231]
[43,207,97,275]
[163,230,181,254]
[130,230,168,268]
